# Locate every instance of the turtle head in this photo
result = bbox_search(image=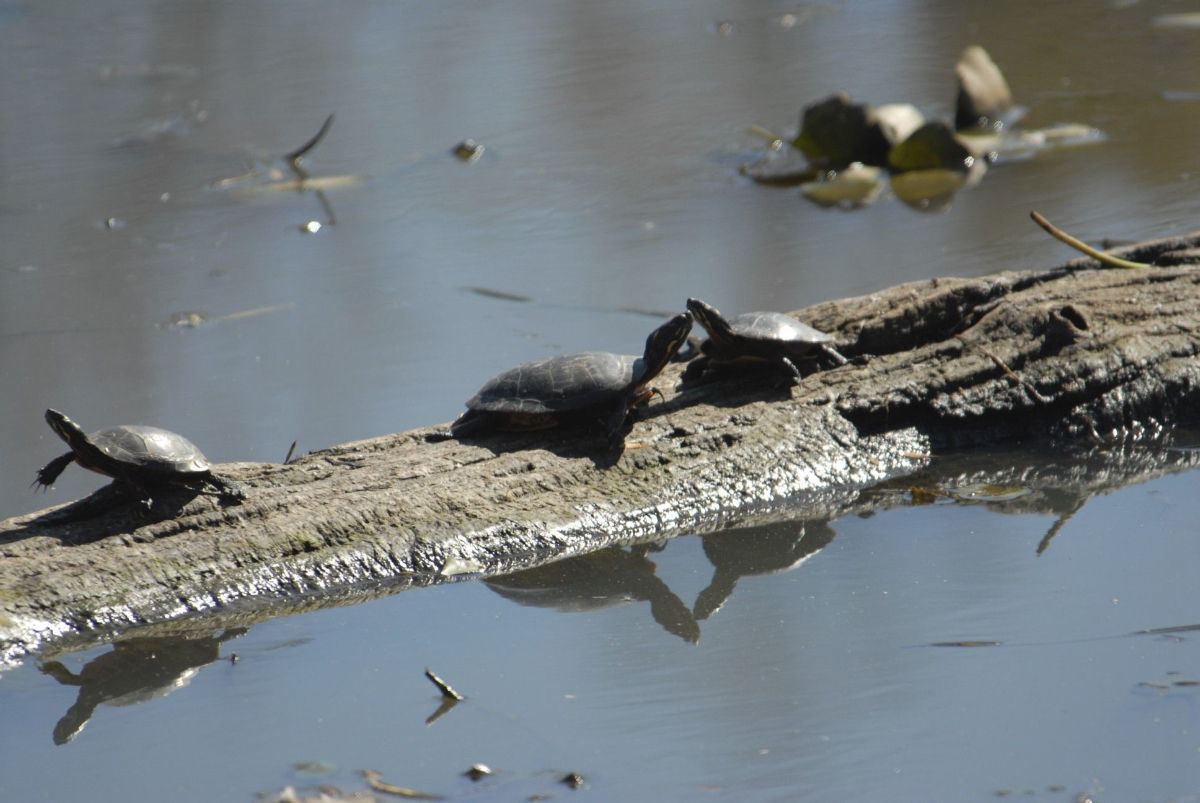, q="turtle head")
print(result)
[44,409,89,450]
[639,312,694,381]
[686,298,731,339]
